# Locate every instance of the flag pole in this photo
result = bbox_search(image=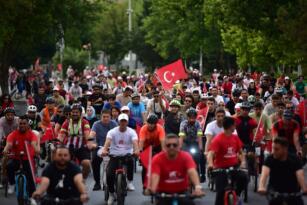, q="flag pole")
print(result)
[146,146,153,189]
[252,112,264,146]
